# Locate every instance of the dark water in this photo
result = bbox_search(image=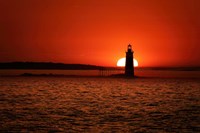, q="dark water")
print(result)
[1,69,200,78]
[0,77,200,132]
